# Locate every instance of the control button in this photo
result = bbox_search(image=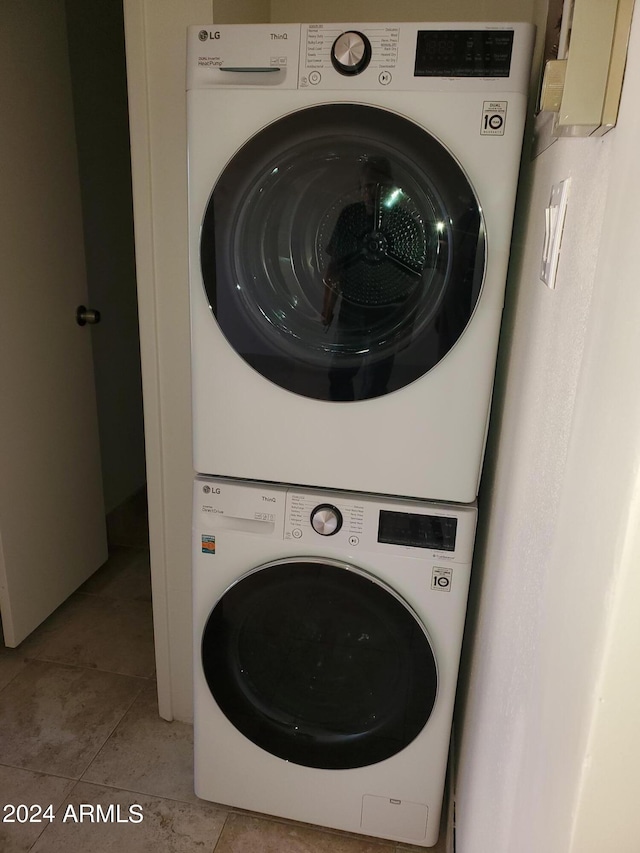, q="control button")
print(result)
[292,527,303,539]
[308,70,321,85]
[348,535,360,546]
[378,71,392,85]
[331,31,372,76]
[310,504,343,536]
